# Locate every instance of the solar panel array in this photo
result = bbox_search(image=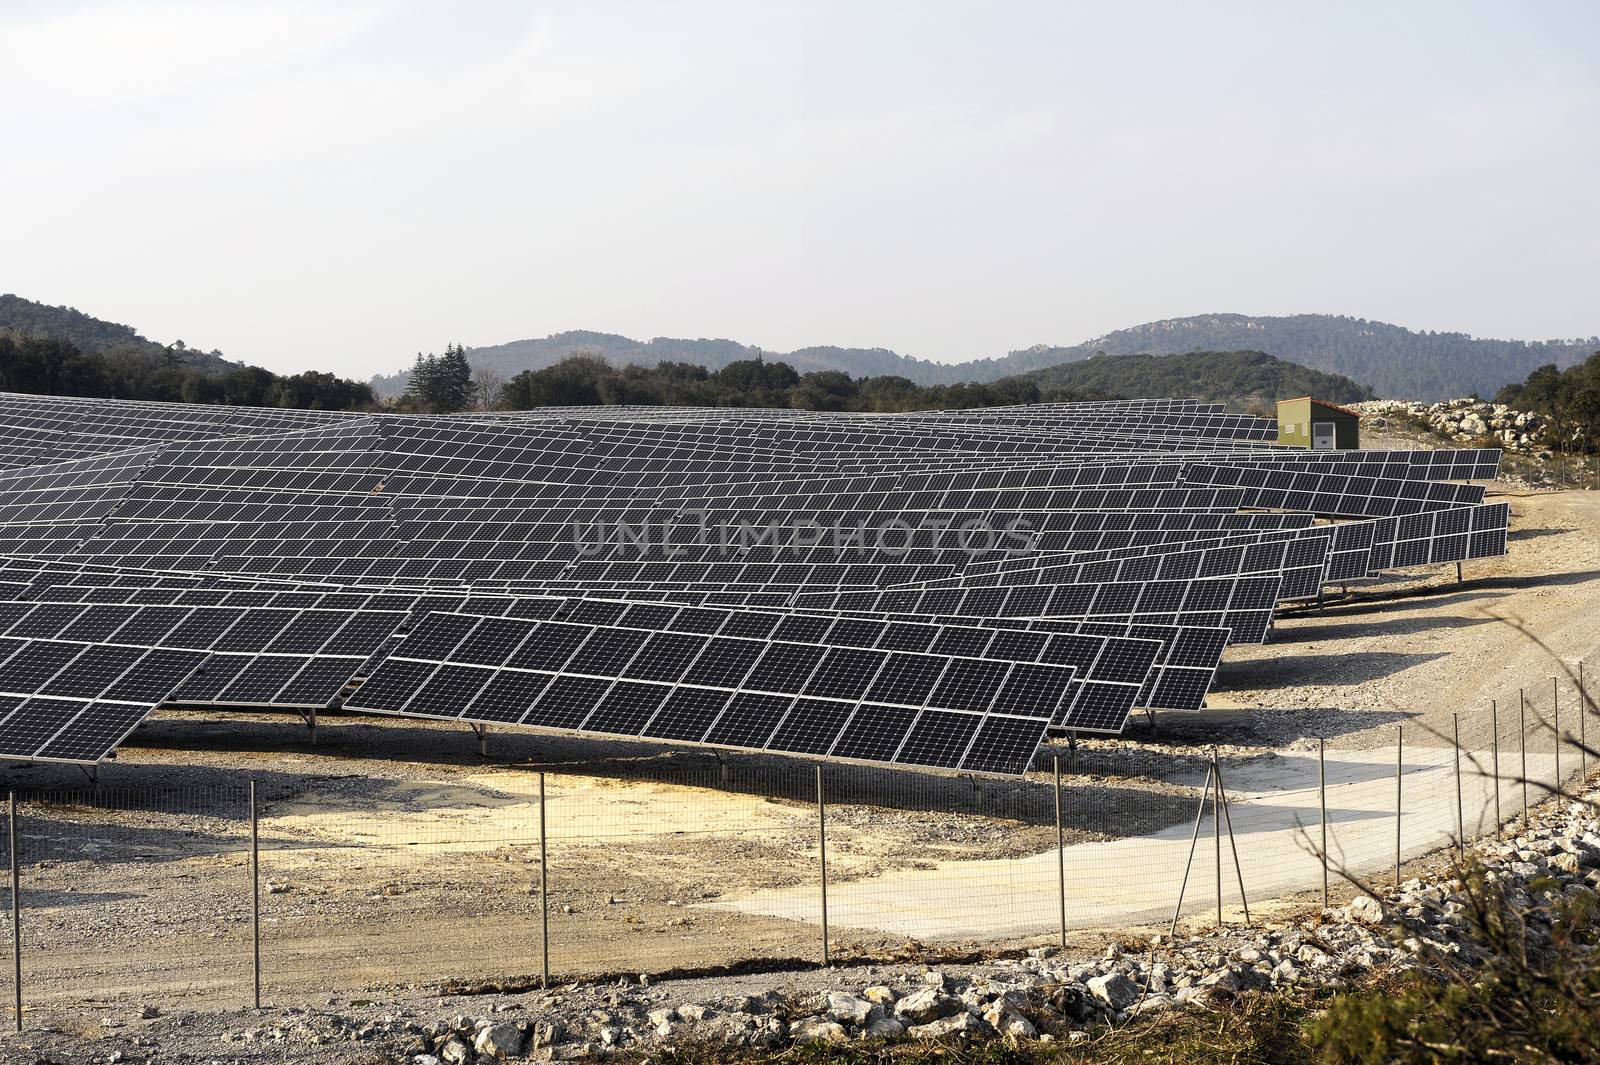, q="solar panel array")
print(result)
[0,392,1509,774]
